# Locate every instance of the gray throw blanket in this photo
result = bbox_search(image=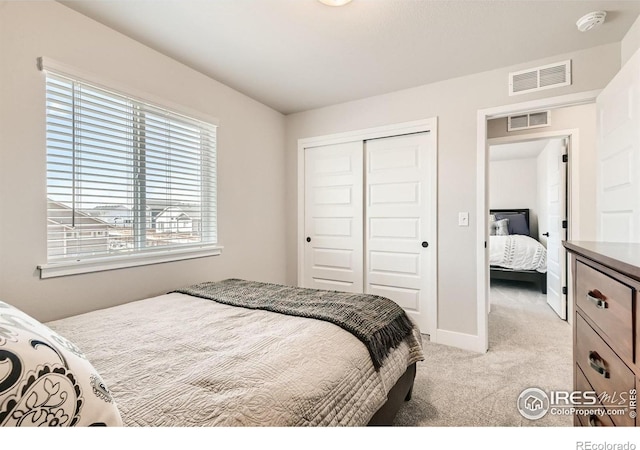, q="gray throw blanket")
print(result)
[172,278,415,370]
